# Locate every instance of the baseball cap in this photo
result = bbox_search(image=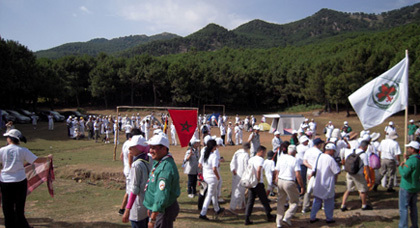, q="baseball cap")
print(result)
[274,131,280,135]
[410,119,414,123]
[253,125,260,130]
[313,138,325,145]
[126,135,148,148]
[405,141,420,150]
[287,145,296,153]
[325,143,336,151]
[190,137,200,144]
[147,134,170,149]
[3,129,22,141]
[389,121,394,125]
[299,135,309,144]
[153,129,163,135]
[344,121,348,125]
